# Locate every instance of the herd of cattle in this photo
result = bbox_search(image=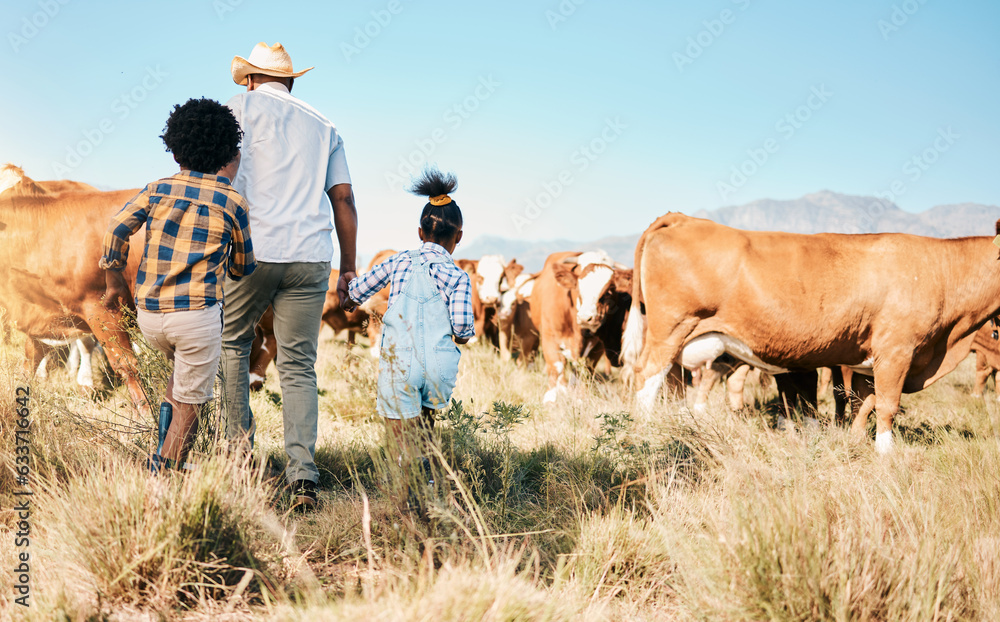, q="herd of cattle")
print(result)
[4,163,1000,453]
